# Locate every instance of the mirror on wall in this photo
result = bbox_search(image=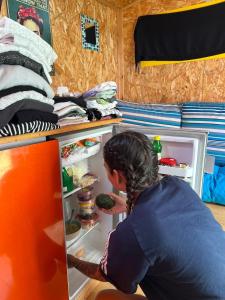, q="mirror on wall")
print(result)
[81,14,99,51]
